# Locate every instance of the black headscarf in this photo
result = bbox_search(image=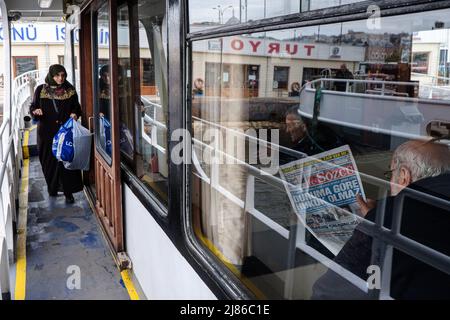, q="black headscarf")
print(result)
[99,64,110,91]
[45,64,68,87]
